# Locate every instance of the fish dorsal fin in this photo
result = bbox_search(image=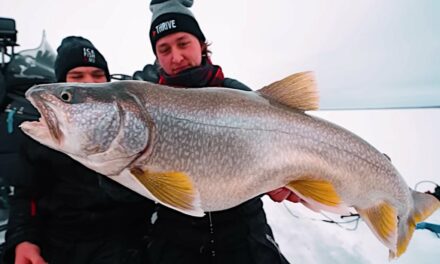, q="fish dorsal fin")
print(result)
[258,71,319,111]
